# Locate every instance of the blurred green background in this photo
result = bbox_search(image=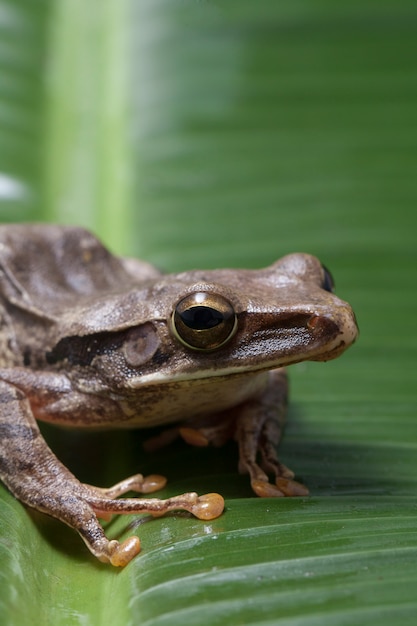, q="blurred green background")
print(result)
[0,1,416,625]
